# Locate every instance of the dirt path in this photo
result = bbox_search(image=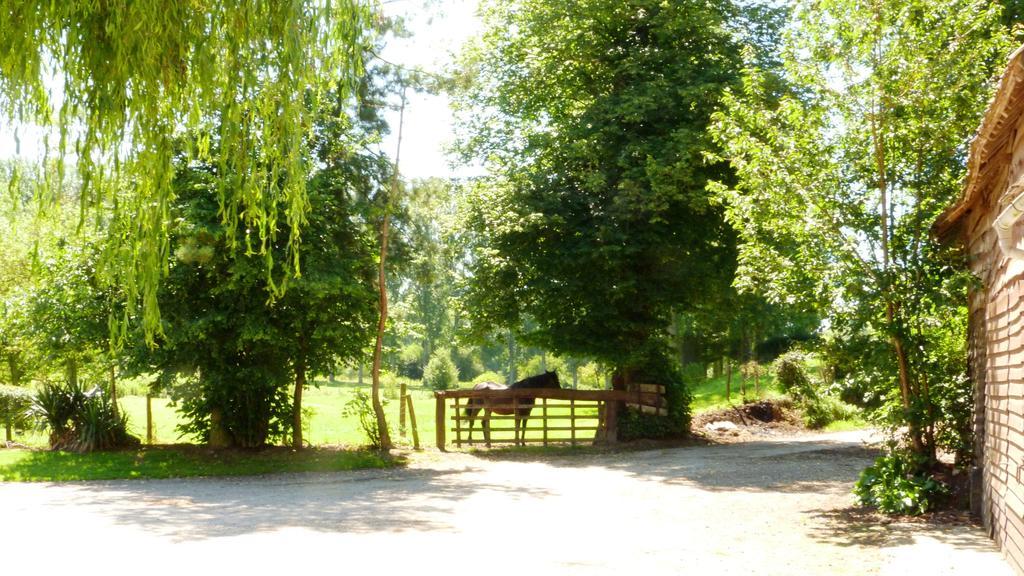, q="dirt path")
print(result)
[0,431,1011,575]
